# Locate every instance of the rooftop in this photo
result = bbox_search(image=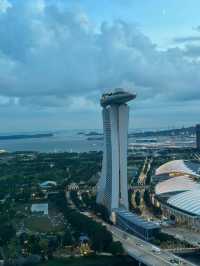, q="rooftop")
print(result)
[40,181,57,188]
[31,203,48,215]
[167,190,200,217]
[115,208,160,230]
[155,175,200,196]
[155,160,200,177]
[100,89,136,107]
